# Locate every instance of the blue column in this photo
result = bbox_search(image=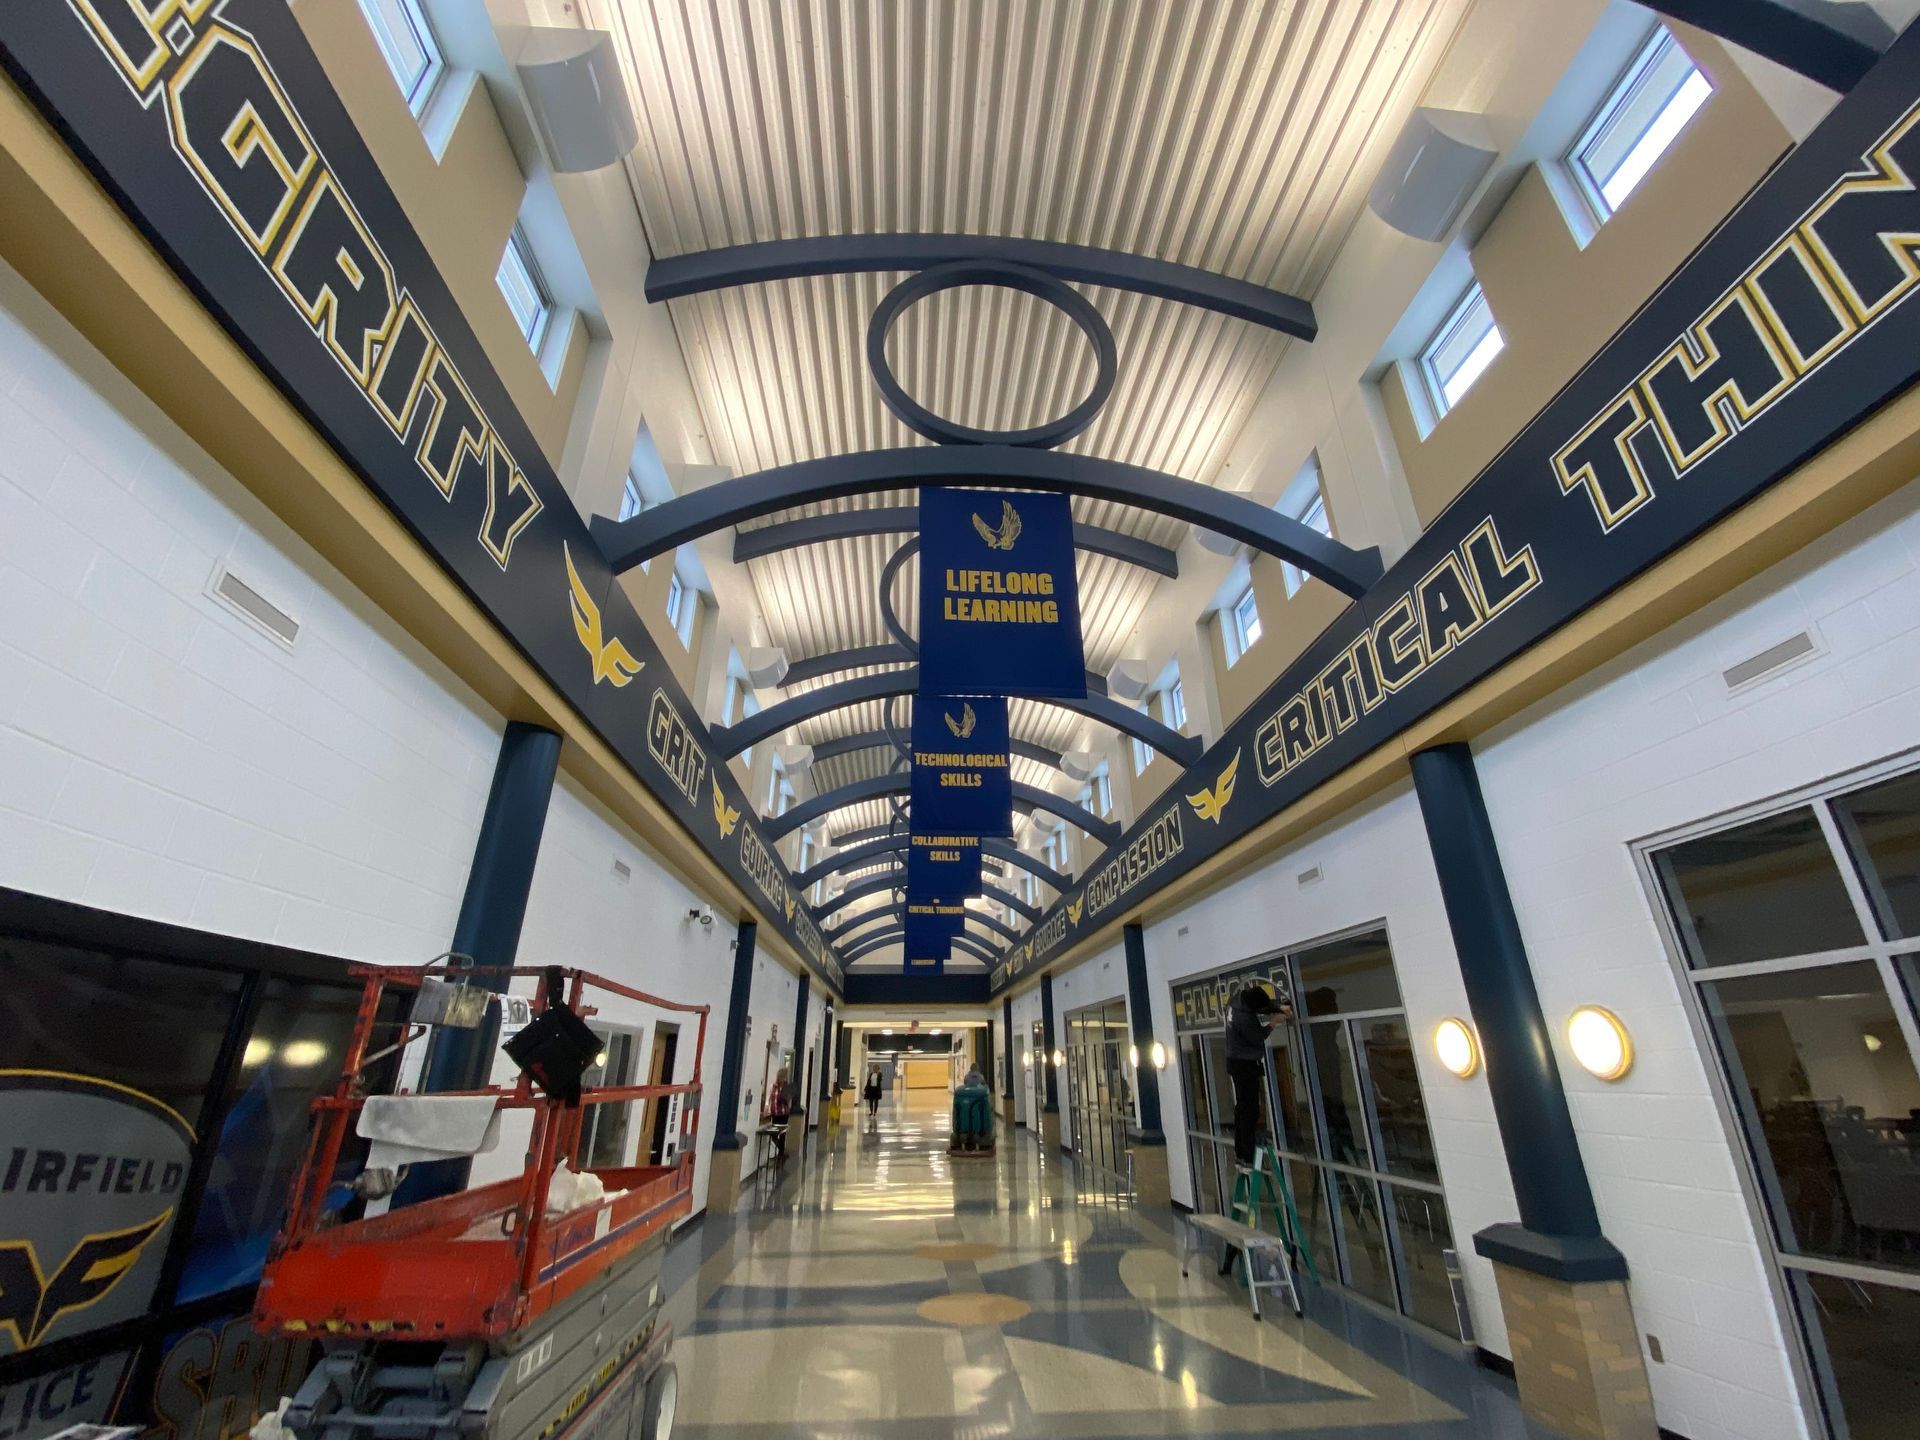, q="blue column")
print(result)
[1410,743,1626,1282]
[792,973,811,1123]
[1040,972,1060,1114]
[710,920,757,1154]
[819,1008,836,1104]
[405,721,561,1201]
[1001,996,1015,1099]
[1122,923,1164,1143]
